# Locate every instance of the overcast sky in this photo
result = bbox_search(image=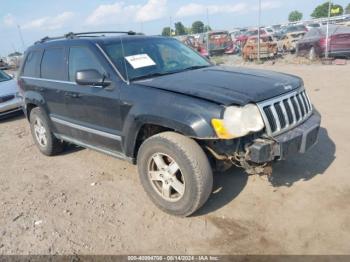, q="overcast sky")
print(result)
[0,0,349,55]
